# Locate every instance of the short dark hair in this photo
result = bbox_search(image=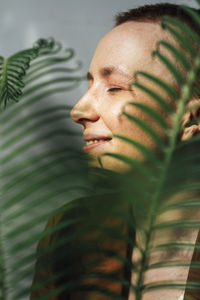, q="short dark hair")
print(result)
[115,3,200,34]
